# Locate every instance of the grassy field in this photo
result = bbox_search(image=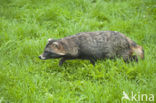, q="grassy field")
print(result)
[0,0,156,102]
